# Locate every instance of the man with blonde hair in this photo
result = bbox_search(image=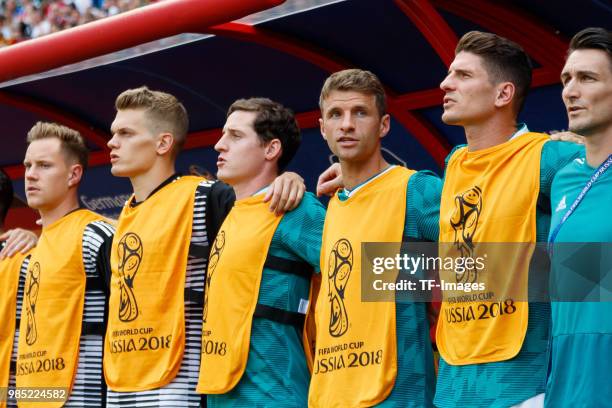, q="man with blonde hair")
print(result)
[103,87,305,407]
[14,122,115,407]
